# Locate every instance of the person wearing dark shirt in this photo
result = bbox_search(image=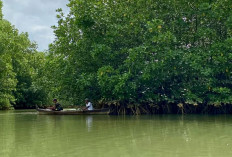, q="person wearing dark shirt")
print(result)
[49,99,63,111]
